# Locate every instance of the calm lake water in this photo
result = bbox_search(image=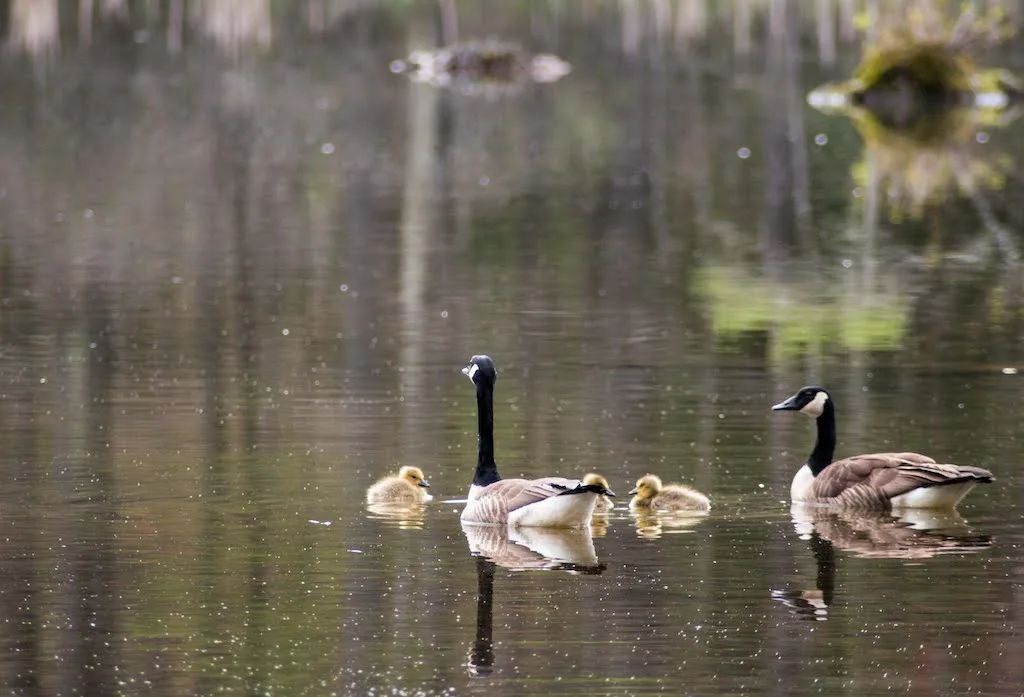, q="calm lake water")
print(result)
[1,1,1023,695]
